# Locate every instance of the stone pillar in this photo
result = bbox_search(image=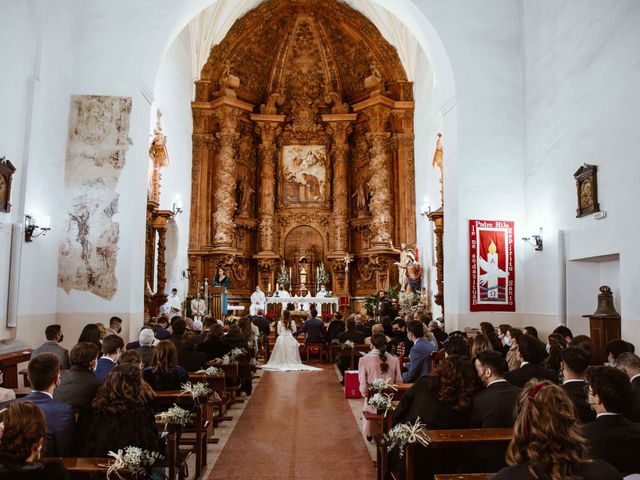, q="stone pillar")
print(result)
[395,131,417,245]
[366,132,393,247]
